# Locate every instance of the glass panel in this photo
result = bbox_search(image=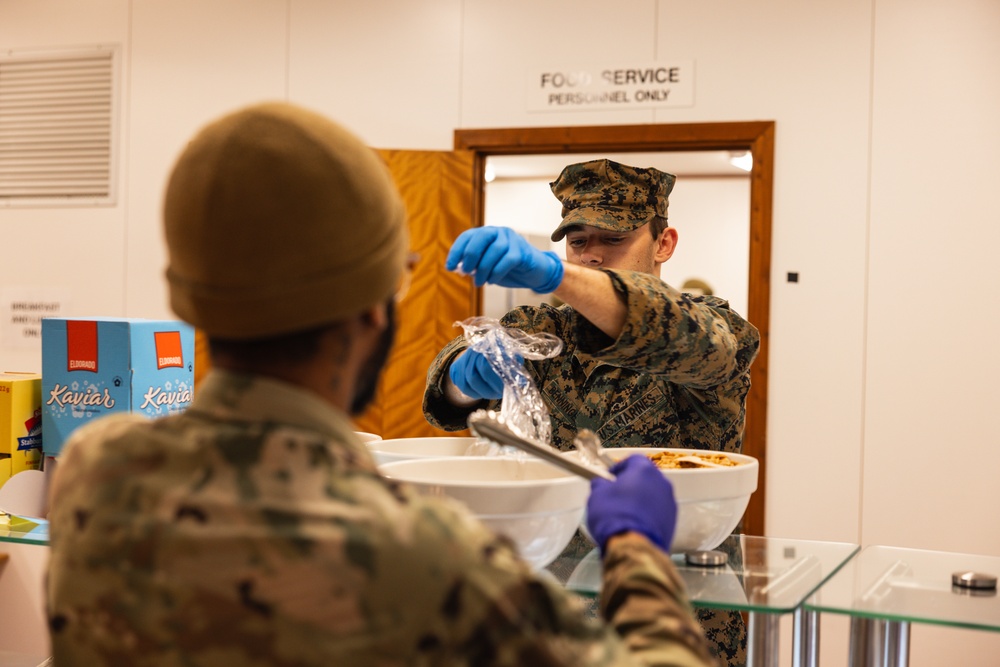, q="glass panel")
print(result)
[805,545,1000,631]
[547,534,859,614]
[0,518,48,546]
